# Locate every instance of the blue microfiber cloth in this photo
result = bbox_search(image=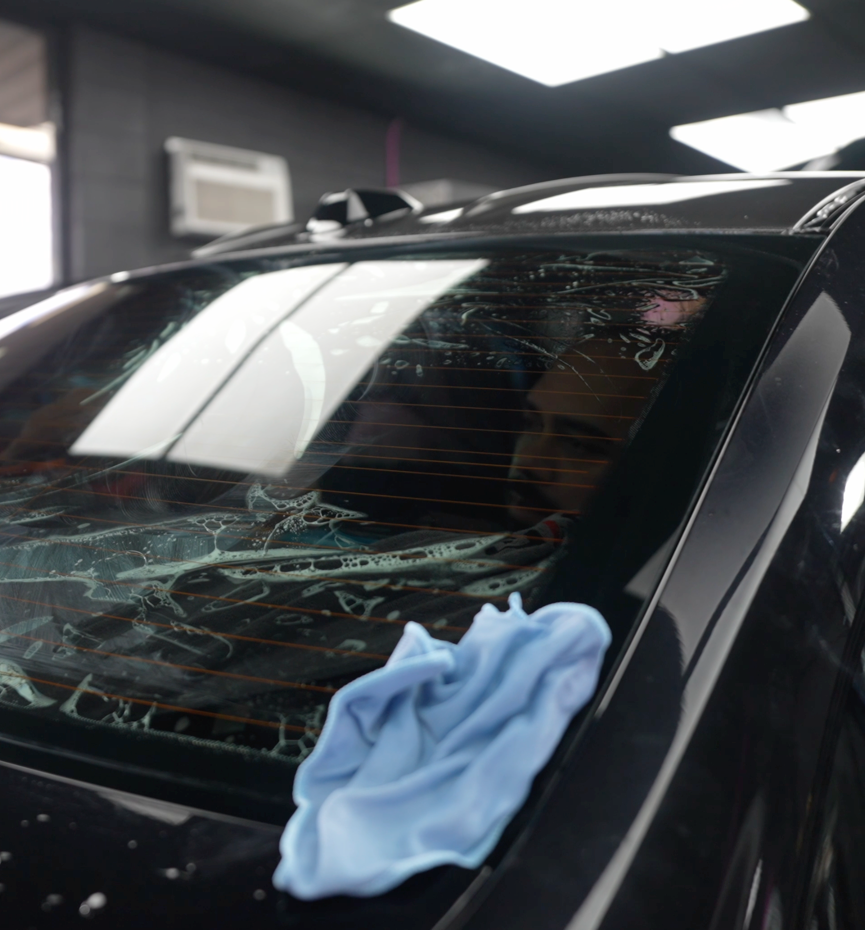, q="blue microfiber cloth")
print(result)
[272,592,611,900]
